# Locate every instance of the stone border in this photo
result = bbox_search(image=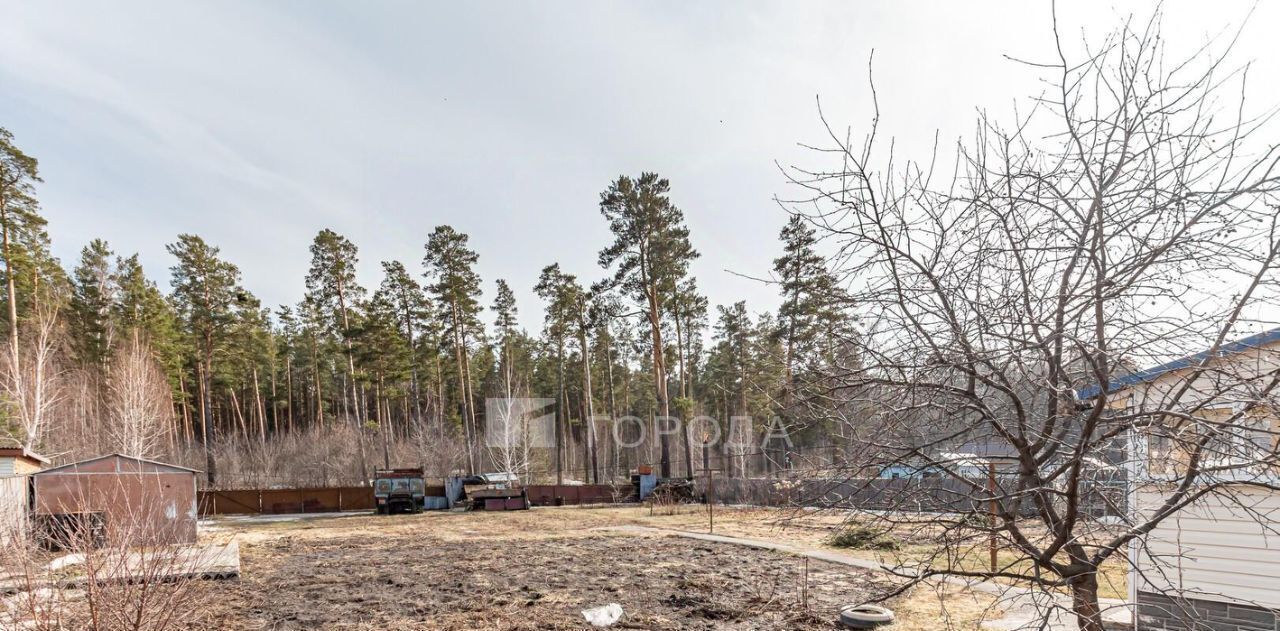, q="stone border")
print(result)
[1137,590,1278,631]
